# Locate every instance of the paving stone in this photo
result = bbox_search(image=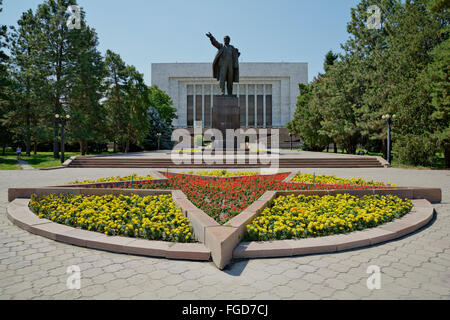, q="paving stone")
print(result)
[1,167,450,300]
[80,284,107,297]
[272,285,295,298]
[323,278,348,290]
[287,278,312,291]
[309,284,336,298]
[102,264,124,273]
[297,264,317,273]
[162,274,185,286]
[118,285,143,298]
[266,274,290,286]
[158,285,182,299]
[303,273,326,285]
[127,274,150,286]
[178,279,203,292]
